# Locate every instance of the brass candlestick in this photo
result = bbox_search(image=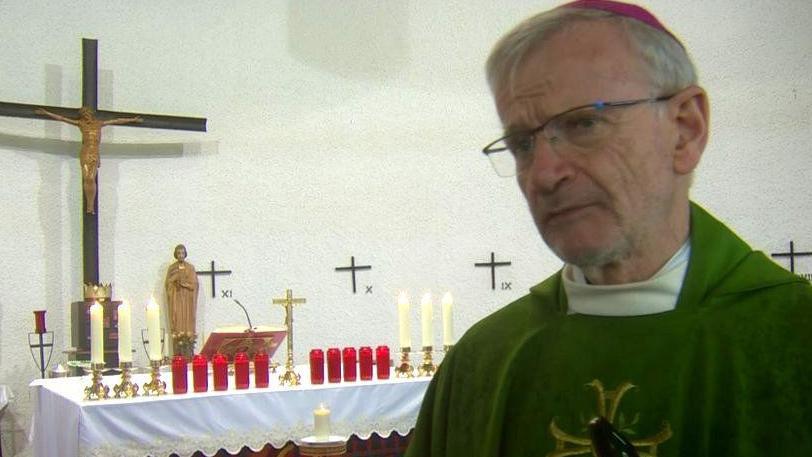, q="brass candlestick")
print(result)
[418,346,436,377]
[113,362,139,398]
[142,360,167,396]
[84,362,110,401]
[395,347,414,378]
